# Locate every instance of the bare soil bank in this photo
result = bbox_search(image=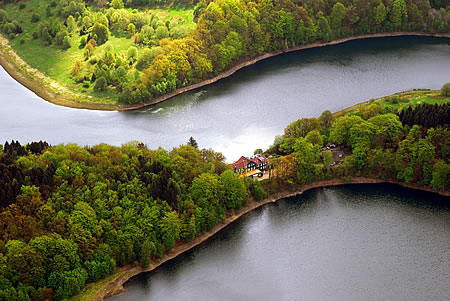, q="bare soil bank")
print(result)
[87,178,449,301]
[1,32,449,111]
